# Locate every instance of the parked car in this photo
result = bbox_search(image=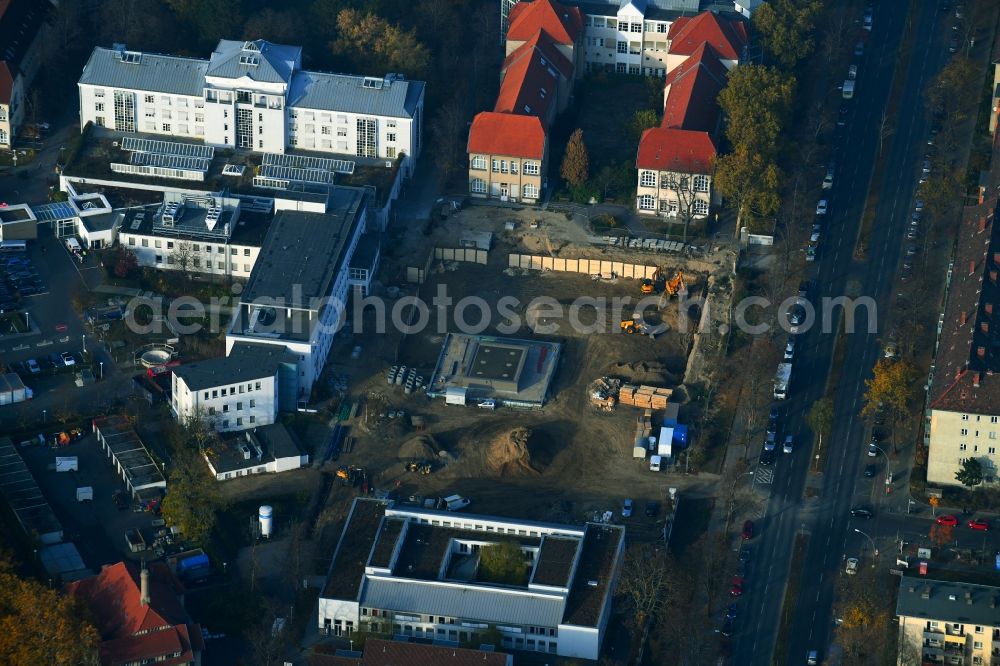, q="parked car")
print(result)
[742,520,754,540]
[645,501,659,517]
[726,603,739,621]
[816,199,828,215]
[850,507,874,518]
[854,41,865,56]
[760,450,776,466]
[935,514,958,527]
[730,576,744,597]
[845,557,859,575]
[784,338,795,360]
[622,499,633,518]
[863,464,879,478]
[764,432,777,452]
[823,166,835,189]
[868,441,879,457]
[782,435,794,454]
[26,358,40,374]
[60,352,76,367]
[967,519,990,532]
